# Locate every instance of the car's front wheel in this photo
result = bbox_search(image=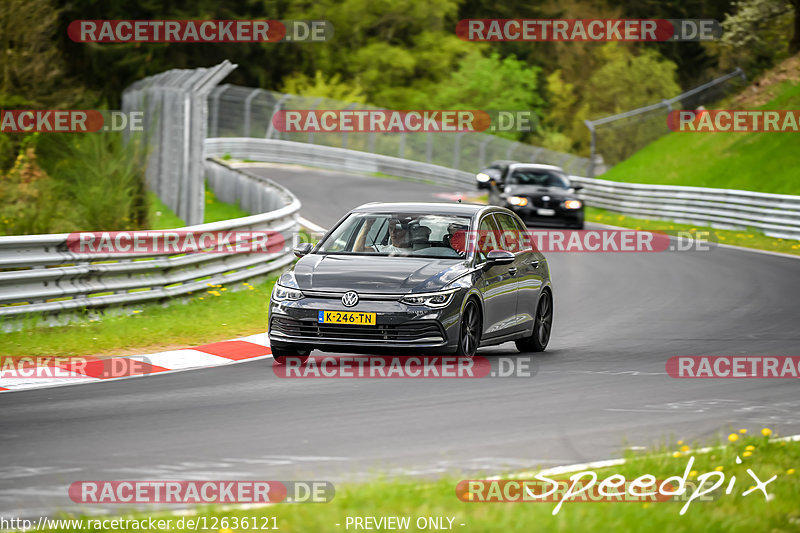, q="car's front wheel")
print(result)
[271,345,311,365]
[456,299,482,358]
[515,290,552,352]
